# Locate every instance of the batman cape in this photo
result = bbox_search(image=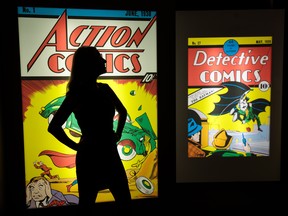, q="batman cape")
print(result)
[209,81,270,116]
